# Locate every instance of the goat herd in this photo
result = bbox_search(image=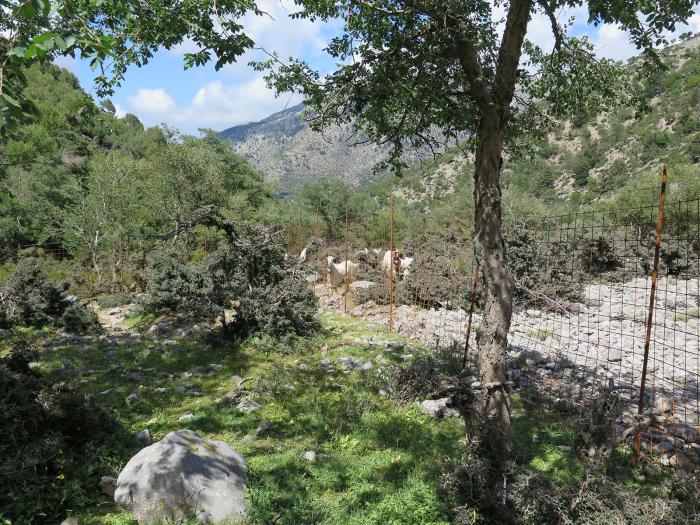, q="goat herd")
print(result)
[298,246,415,288]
